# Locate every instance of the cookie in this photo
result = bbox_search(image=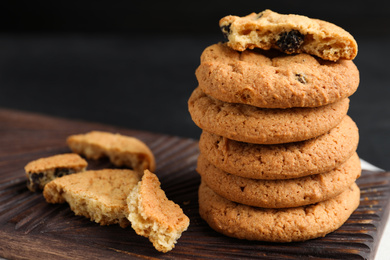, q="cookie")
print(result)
[197,153,360,208]
[127,170,189,253]
[43,169,140,228]
[198,181,360,242]
[219,9,358,61]
[188,87,349,144]
[24,153,87,192]
[195,43,359,108]
[67,131,156,175]
[199,115,359,179]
